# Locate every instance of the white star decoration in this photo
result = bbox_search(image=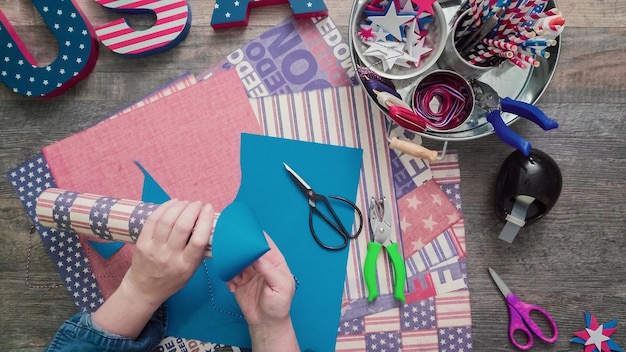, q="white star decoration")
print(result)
[362,40,418,71]
[585,325,610,350]
[366,1,415,41]
[409,36,433,67]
